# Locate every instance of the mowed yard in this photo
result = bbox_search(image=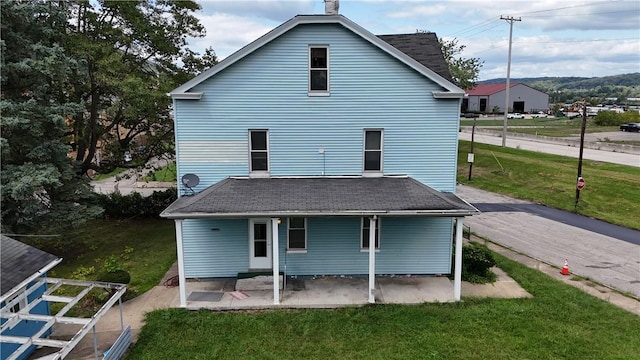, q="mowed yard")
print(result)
[126,253,640,359]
